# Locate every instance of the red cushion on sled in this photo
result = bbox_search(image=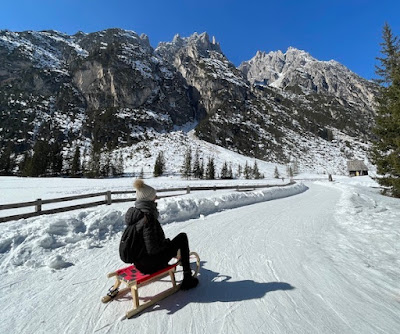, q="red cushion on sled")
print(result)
[116,262,179,284]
